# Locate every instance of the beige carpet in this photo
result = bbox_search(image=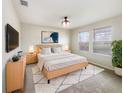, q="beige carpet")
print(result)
[32,64,104,93]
